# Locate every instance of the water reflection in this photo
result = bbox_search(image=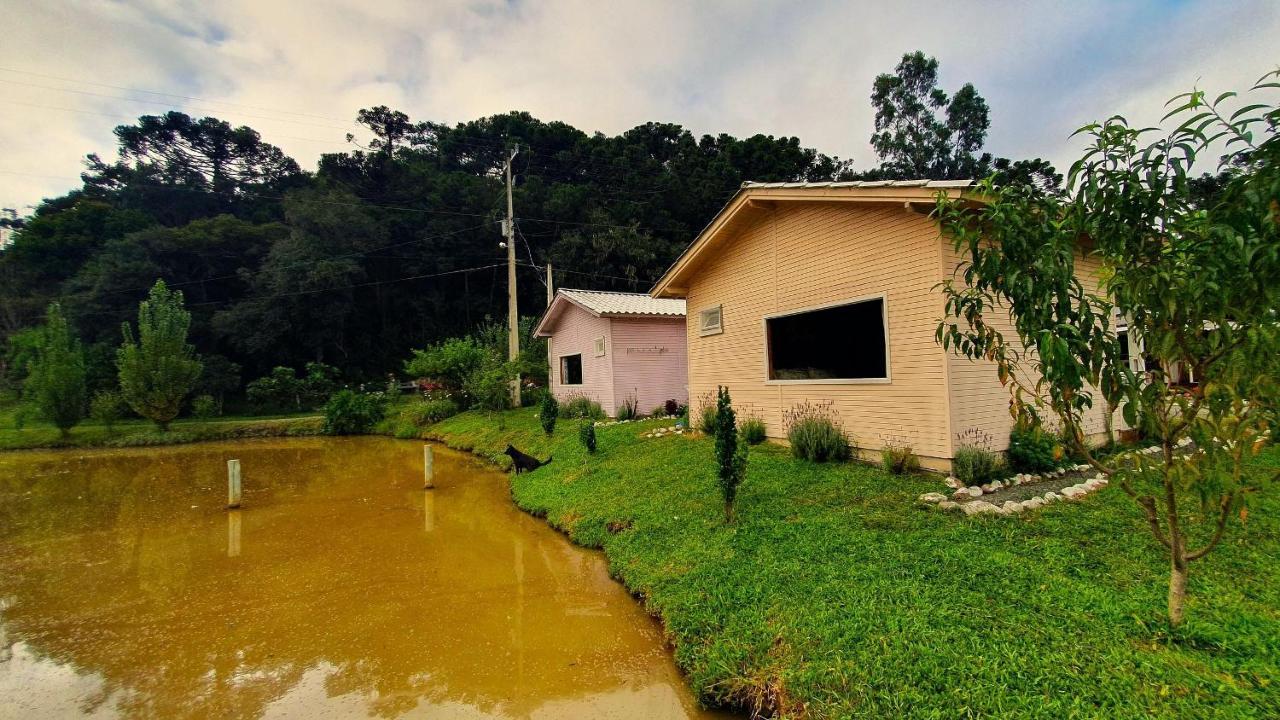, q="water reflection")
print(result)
[0,437,729,719]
